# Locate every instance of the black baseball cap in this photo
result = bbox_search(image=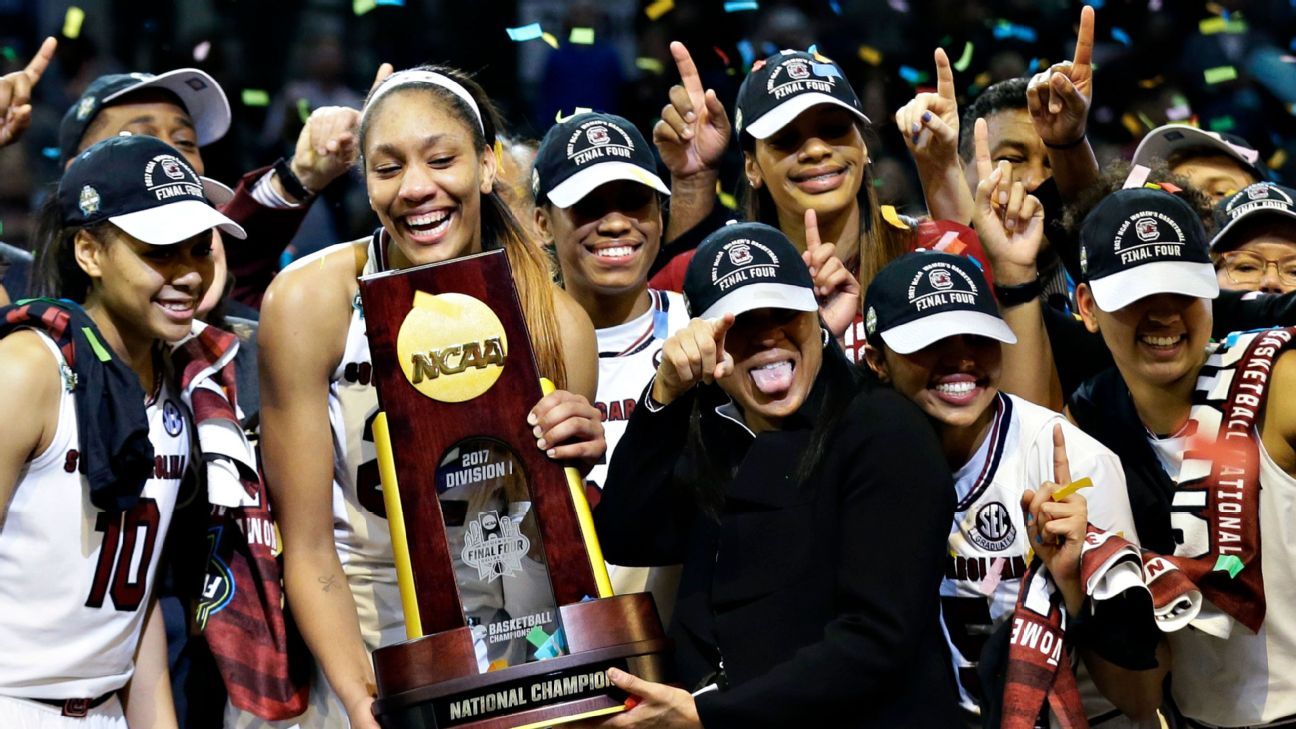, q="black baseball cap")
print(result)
[59,69,231,166]
[734,50,868,140]
[532,112,670,208]
[1210,182,1296,252]
[1131,124,1264,181]
[59,135,246,245]
[1078,188,1217,311]
[863,252,1014,355]
[683,221,818,320]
